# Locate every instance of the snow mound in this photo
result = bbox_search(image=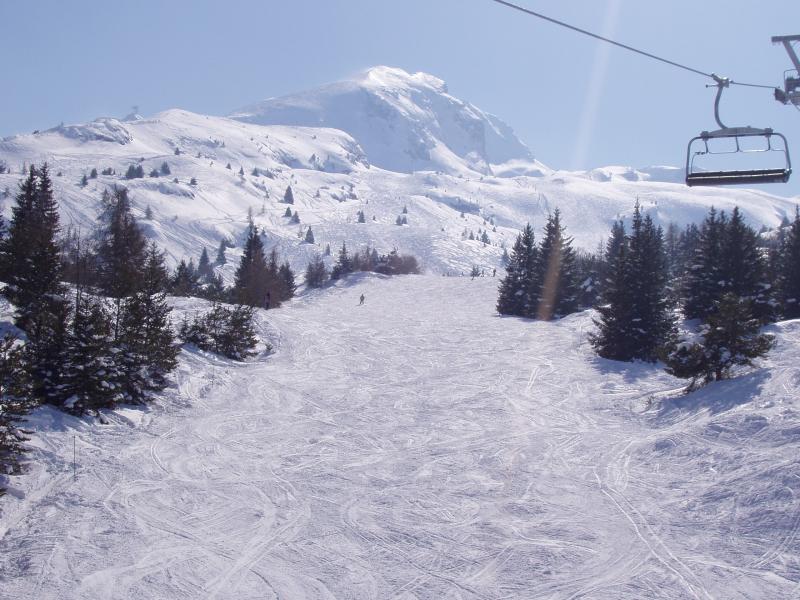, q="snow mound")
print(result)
[48,118,133,145]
